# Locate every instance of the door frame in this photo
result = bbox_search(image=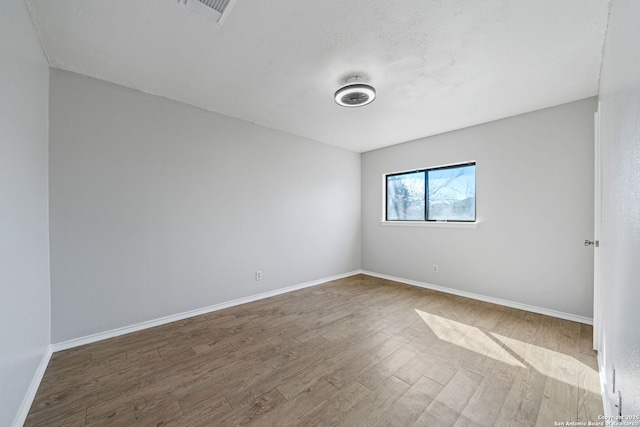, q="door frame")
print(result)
[593,102,602,351]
